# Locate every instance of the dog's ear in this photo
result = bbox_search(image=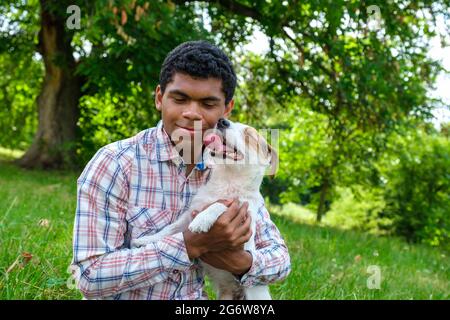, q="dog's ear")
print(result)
[245,127,278,177]
[243,127,259,149]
